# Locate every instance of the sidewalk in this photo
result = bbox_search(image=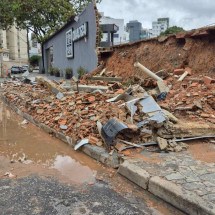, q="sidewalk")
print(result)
[119,143,215,215]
